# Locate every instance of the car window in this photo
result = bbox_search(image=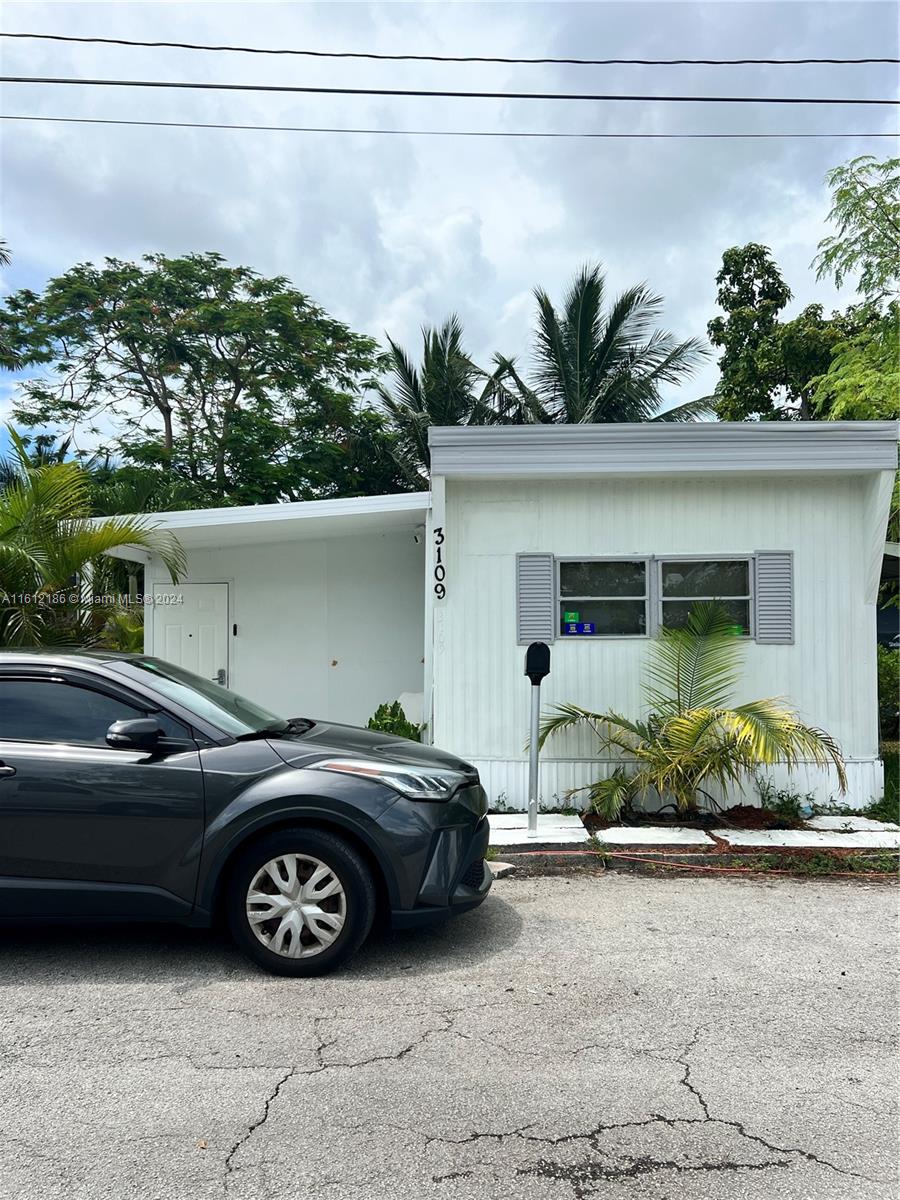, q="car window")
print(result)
[0,679,189,746]
[116,658,287,737]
